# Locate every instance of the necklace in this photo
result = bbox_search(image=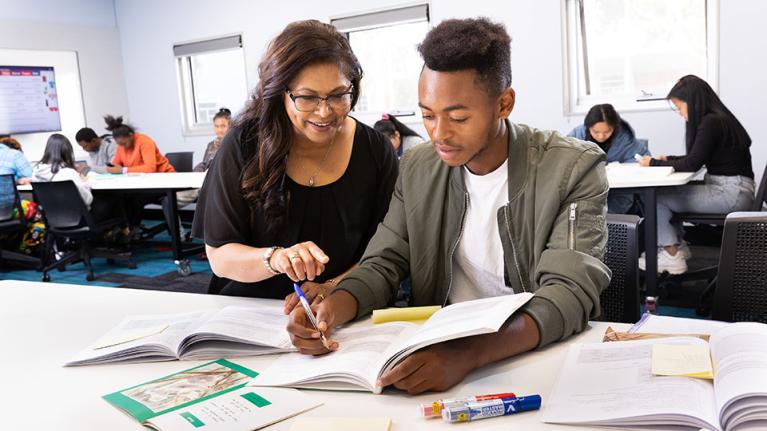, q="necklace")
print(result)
[293,134,337,187]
